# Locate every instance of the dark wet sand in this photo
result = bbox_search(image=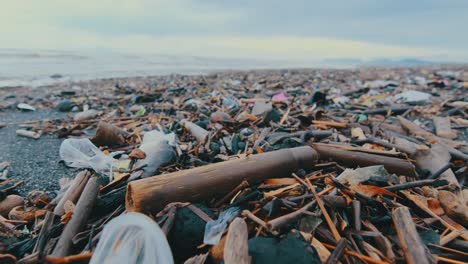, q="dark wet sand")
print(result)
[0,110,76,196]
